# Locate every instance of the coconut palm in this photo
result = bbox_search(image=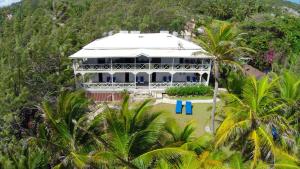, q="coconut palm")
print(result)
[96,94,166,167]
[0,143,48,169]
[162,119,195,146]
[215,76,297,168]
[194,23,255,133]
[40,90,94,168]
[278,71,300,131]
